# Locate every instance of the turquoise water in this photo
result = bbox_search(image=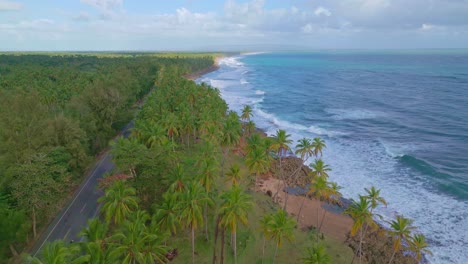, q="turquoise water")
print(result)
[199,51,468,263]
